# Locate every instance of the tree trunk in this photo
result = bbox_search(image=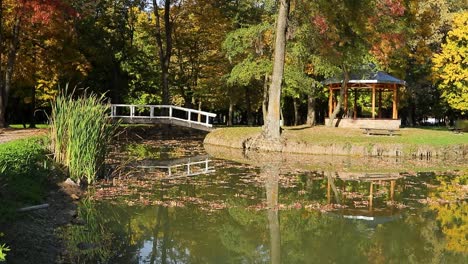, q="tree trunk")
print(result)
[293,97,300,126]
[262,74,270,124]
[227,99,234,126]
[328,65,349,127]
[153,0,172,105]
[1,15,21,128]
[29,86,36,128]
[197,101,201,123]
[245,86,253,126]
[262,0,290,140]
[0,0,5,128]
[306,95,316,127]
